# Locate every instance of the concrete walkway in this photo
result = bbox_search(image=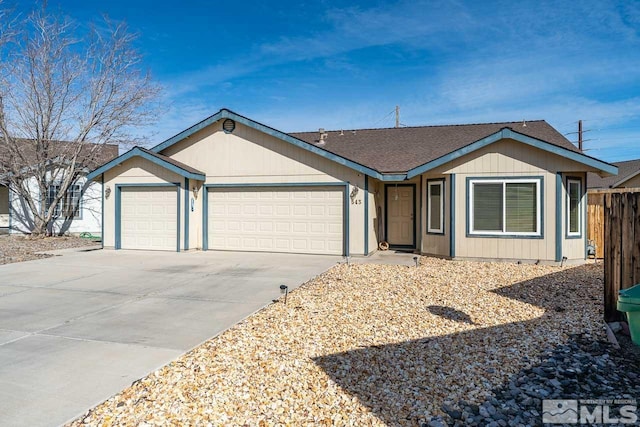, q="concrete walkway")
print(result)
[0,249,340,427]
